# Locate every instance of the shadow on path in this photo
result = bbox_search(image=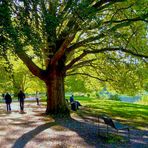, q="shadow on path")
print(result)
[12,122,56,148]
[55,117,102,147]
[12,116,101,148]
